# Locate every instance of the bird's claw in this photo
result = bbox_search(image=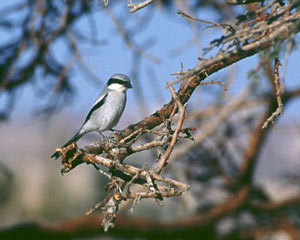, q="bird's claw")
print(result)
[111,129,126,139]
